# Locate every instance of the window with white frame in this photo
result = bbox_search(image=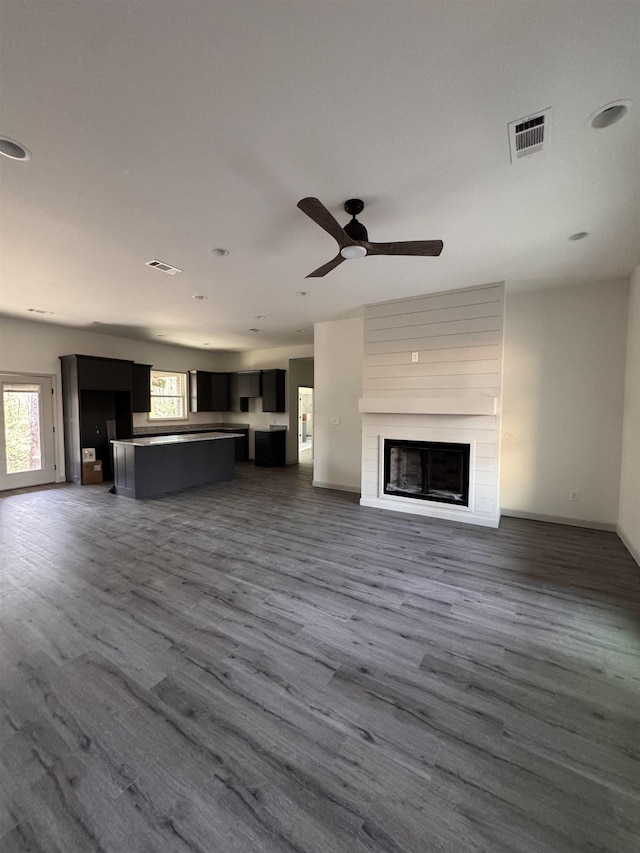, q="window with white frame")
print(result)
[149,370,188,420]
